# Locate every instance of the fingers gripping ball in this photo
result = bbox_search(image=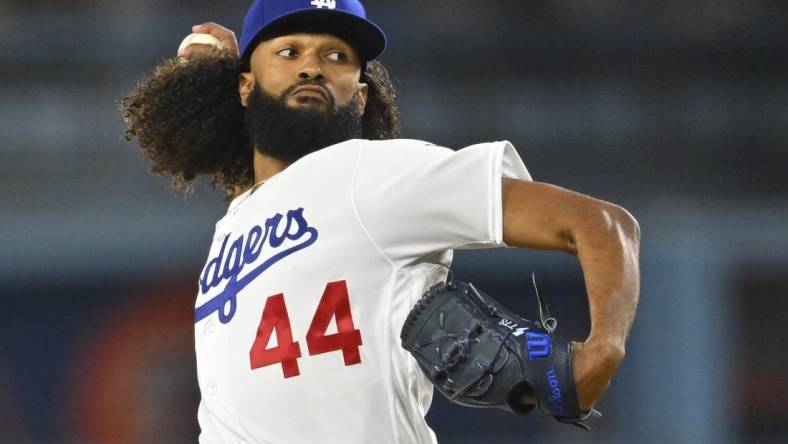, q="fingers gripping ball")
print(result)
[177,33,224,54]
[400,276,600,429]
